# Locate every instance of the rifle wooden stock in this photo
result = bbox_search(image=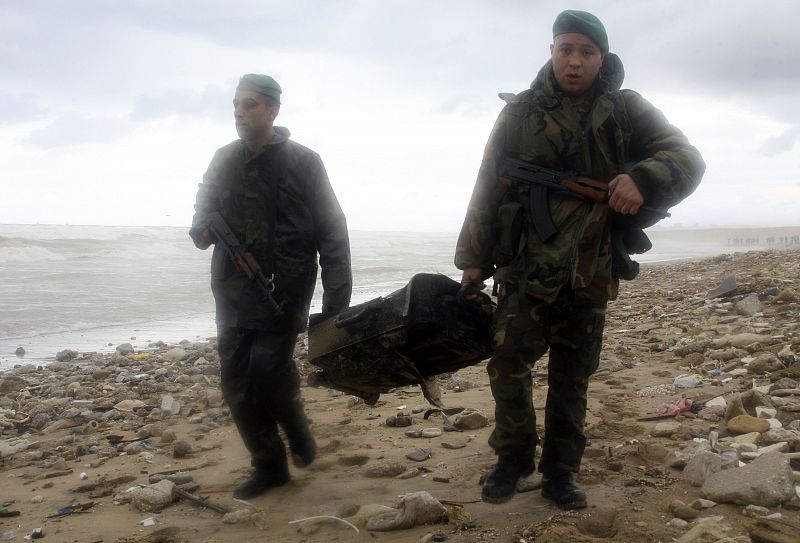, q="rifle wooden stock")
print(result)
[561,178,606,202]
